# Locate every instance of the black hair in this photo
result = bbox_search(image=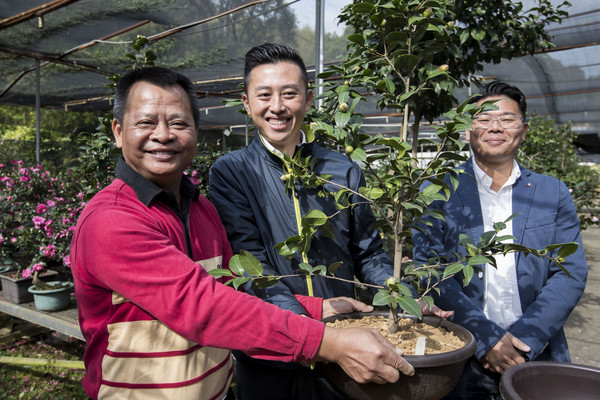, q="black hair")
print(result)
[243,43,309,92]
[113,66,200,128]
[471,81,527,120]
